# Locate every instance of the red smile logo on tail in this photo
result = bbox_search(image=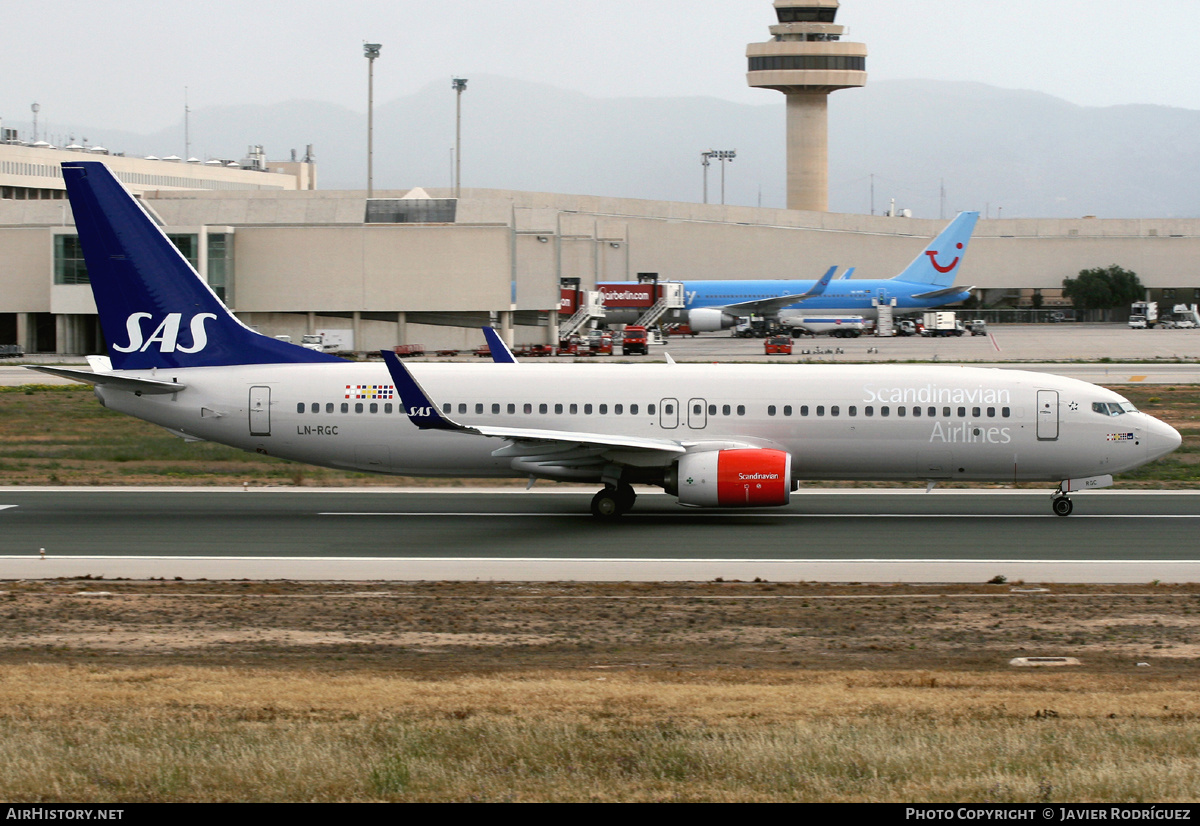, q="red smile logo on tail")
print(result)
[925,242,963,274]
